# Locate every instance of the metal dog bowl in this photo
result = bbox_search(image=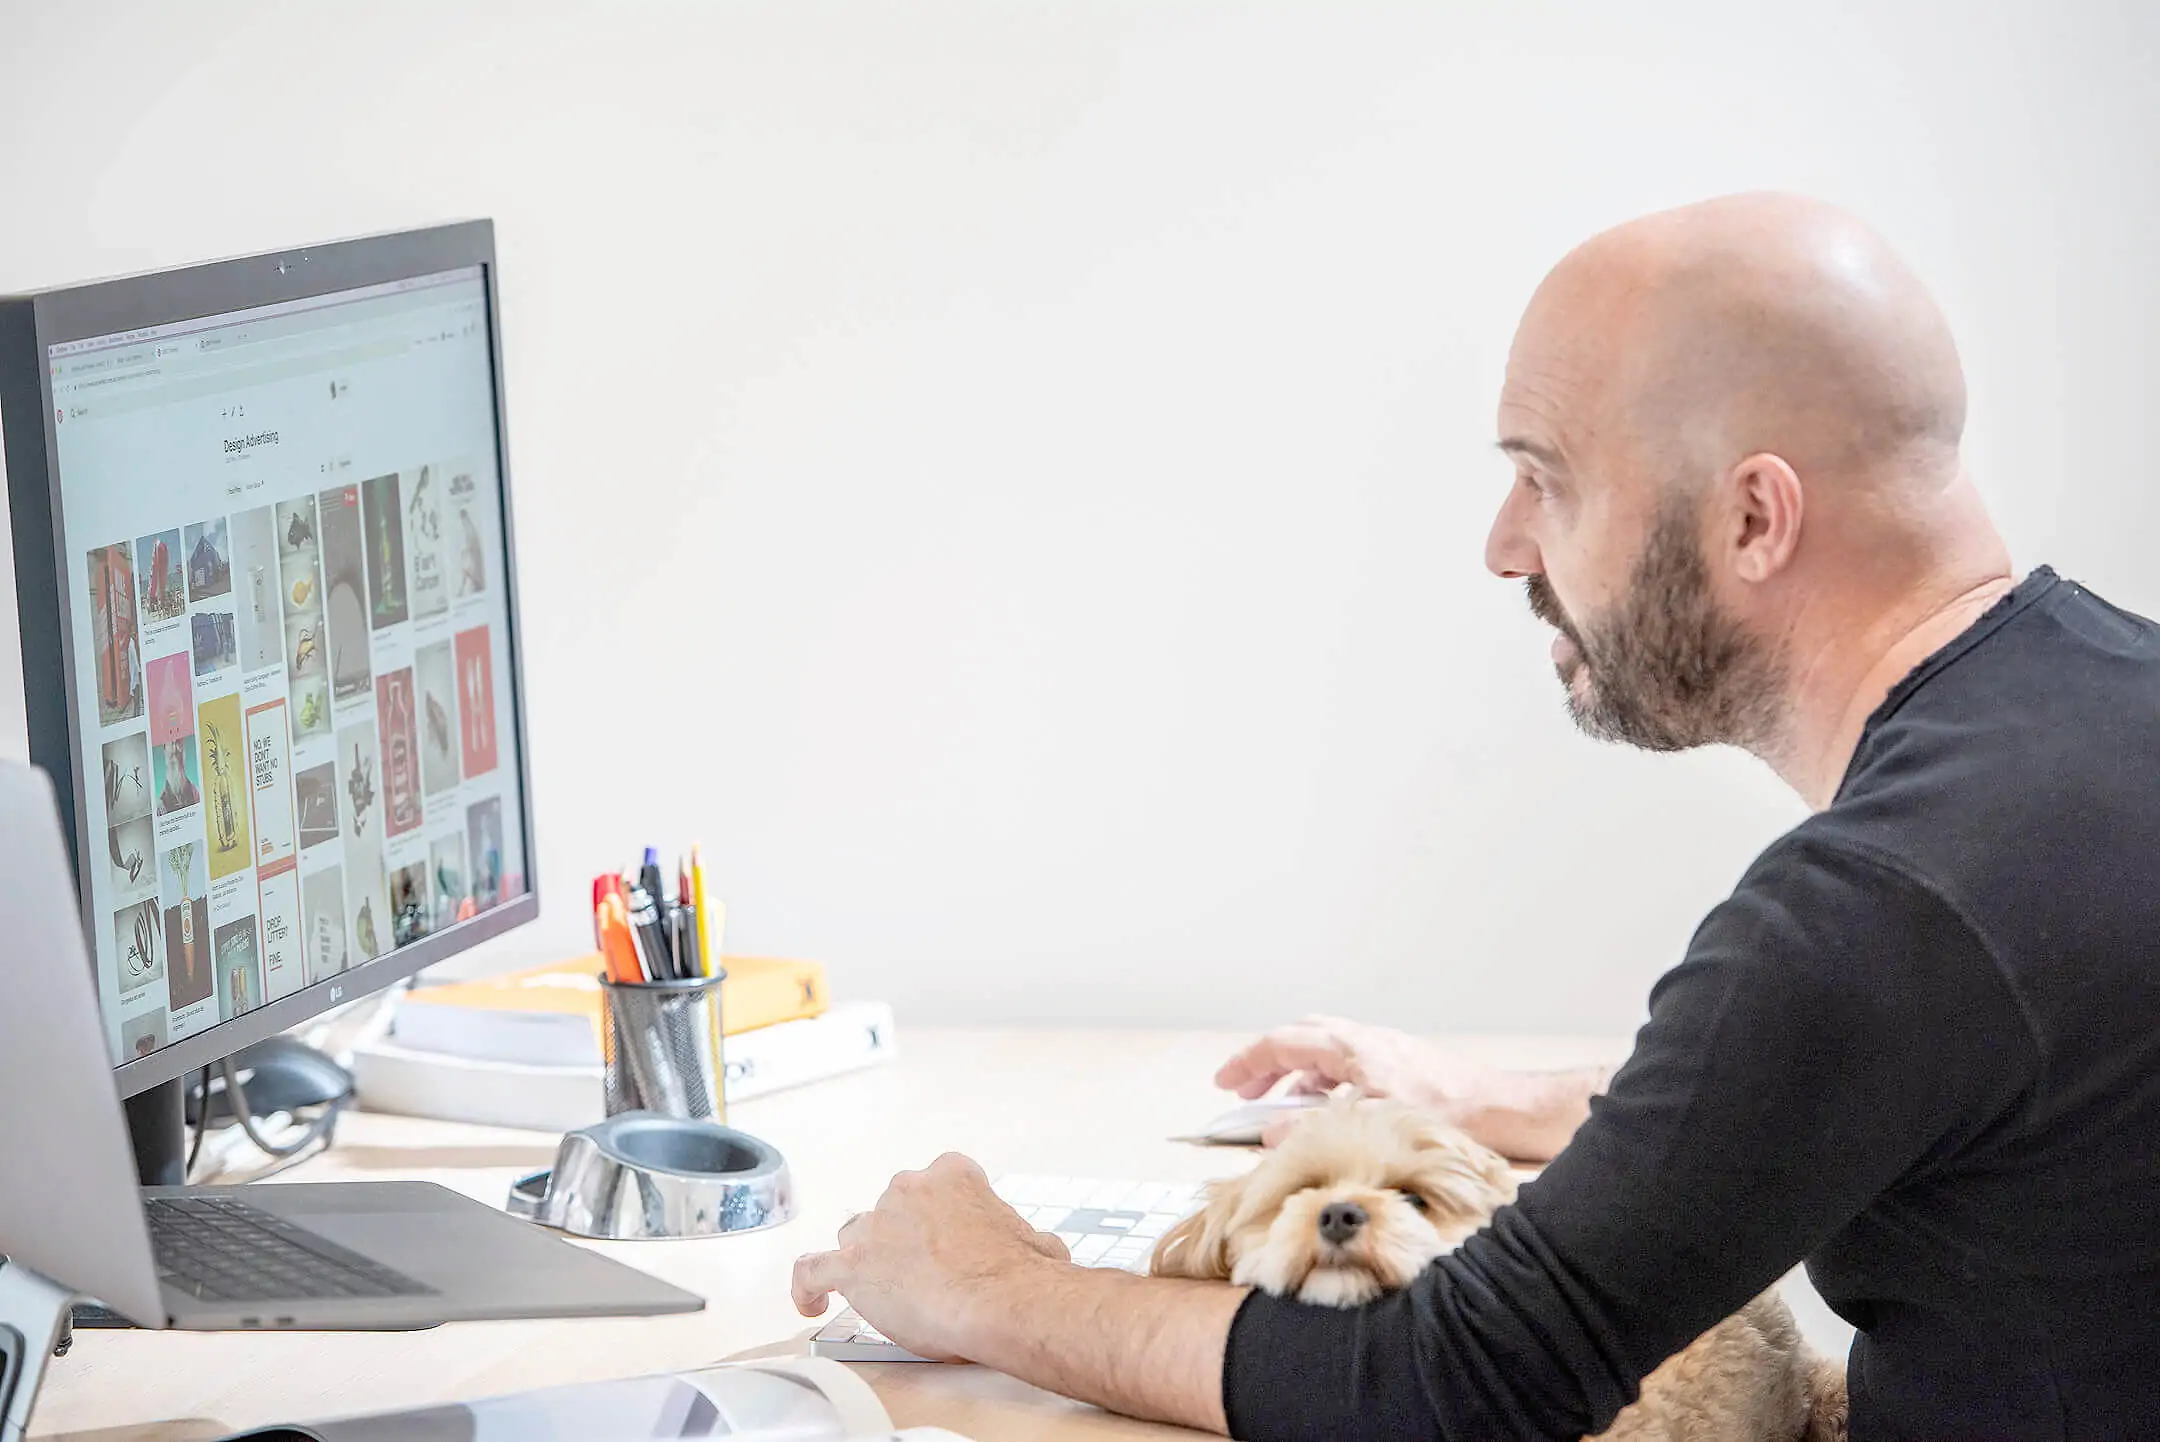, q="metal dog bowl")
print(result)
[507,1112,794,1240]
